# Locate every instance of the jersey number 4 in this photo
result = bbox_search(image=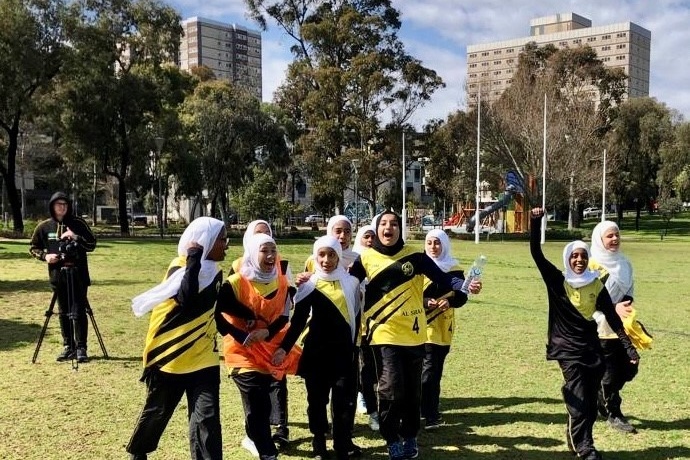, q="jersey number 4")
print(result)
[412,317,420,334]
